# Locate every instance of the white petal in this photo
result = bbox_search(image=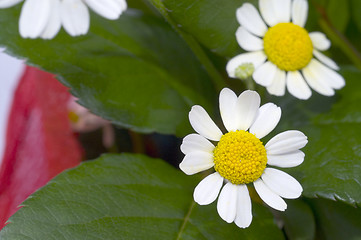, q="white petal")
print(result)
[259,0,291,27]
[234,185,252,228]
[236,26,264,51]
[273,0,291,23]
[304,59,344,90]
[254,178,287,211]
[219,88,238,132]
[193,172,224,205]
[250,103,281,139]
[84,0,123,20]
[262,168,303,199]
[253,61,278,87]
[266,68,286,96]
[180,133,215,155]
[117,0,127,12]
[292,0,308,27]
[217,182,238,223]
[189,105,223,141]
[179,151,214,175]
[259,0,277,26]
[314,59,345,89]
[236,3,268,37]
[265,130,308,155]
[313,50,339,71]
[60,0,90,36]
[286,71,312,100]
[0,0,22,8]
[309,32,331,51]
[267,150,305,168]
[112,0,127,12]
[302,59,335,96]
[220,89,260,132]
[226,51,267,78]
[234,90,261,131]
[40,0,61,39]
[19,0,51,38]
